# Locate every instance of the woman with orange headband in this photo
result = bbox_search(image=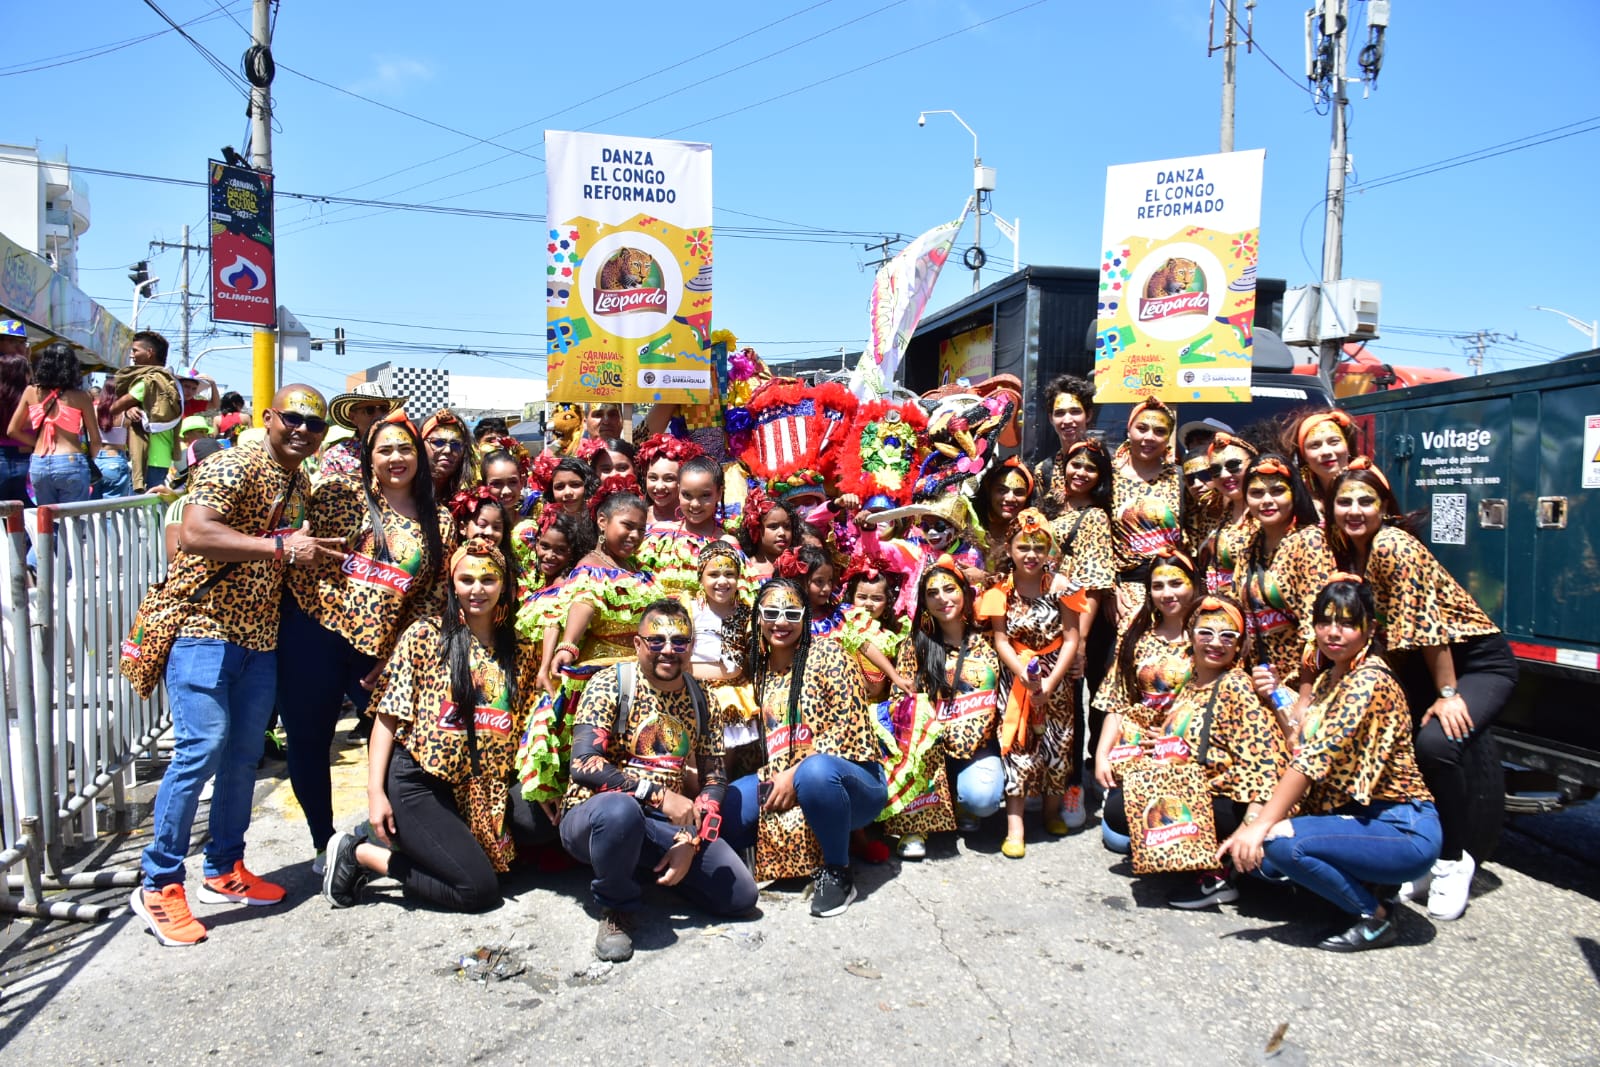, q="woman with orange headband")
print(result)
[323,537,551,913]
[419,409,478,503]
[979,509,1084,857]
[1232,453,1322,697]
[1197,431,1259,597]
[1107,594,1286,908]
[974,456,1036,572]
[1092,548,1199,848]
[1109,397,1188,631]
[1314,461,1516,923]
[1220,577,1440,952]
[1287,408,1359,509]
